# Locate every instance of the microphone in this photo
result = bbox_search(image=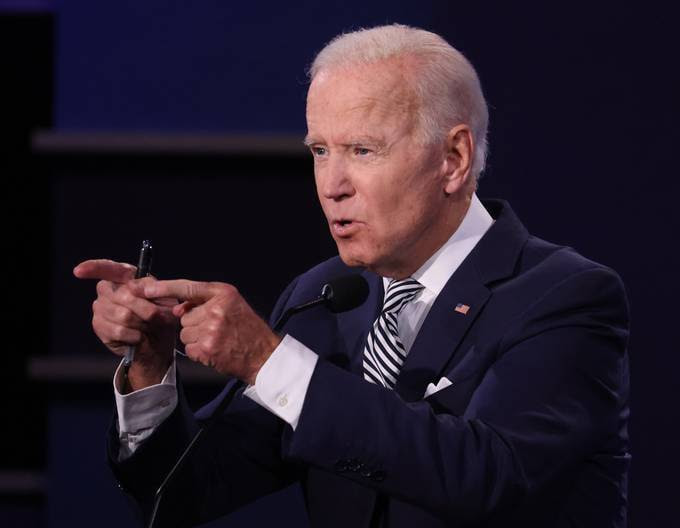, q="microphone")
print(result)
[147,274,369,528]
[323,274,370,312]
[273,273,369,331]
